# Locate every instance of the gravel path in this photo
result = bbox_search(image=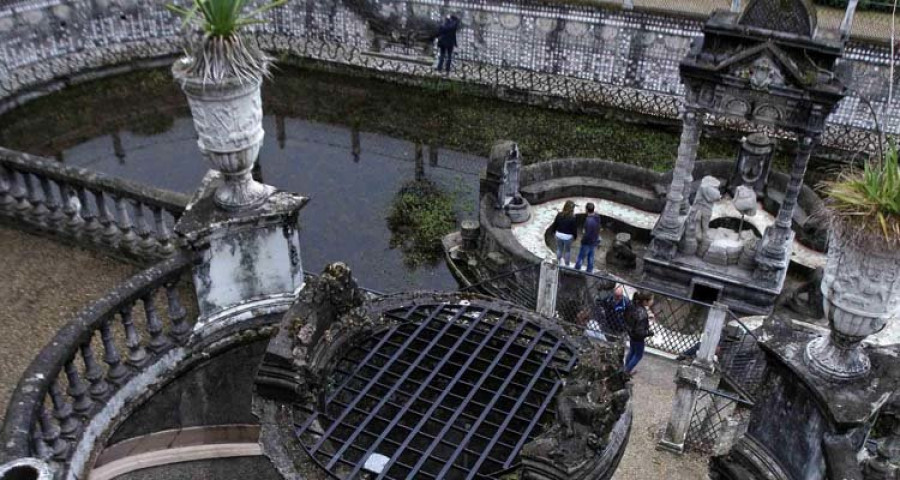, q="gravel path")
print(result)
[612,354,710,480]
[0,226,137,422]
